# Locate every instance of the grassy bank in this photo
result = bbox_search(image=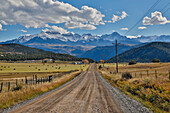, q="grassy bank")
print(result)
[99,63,170,113]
